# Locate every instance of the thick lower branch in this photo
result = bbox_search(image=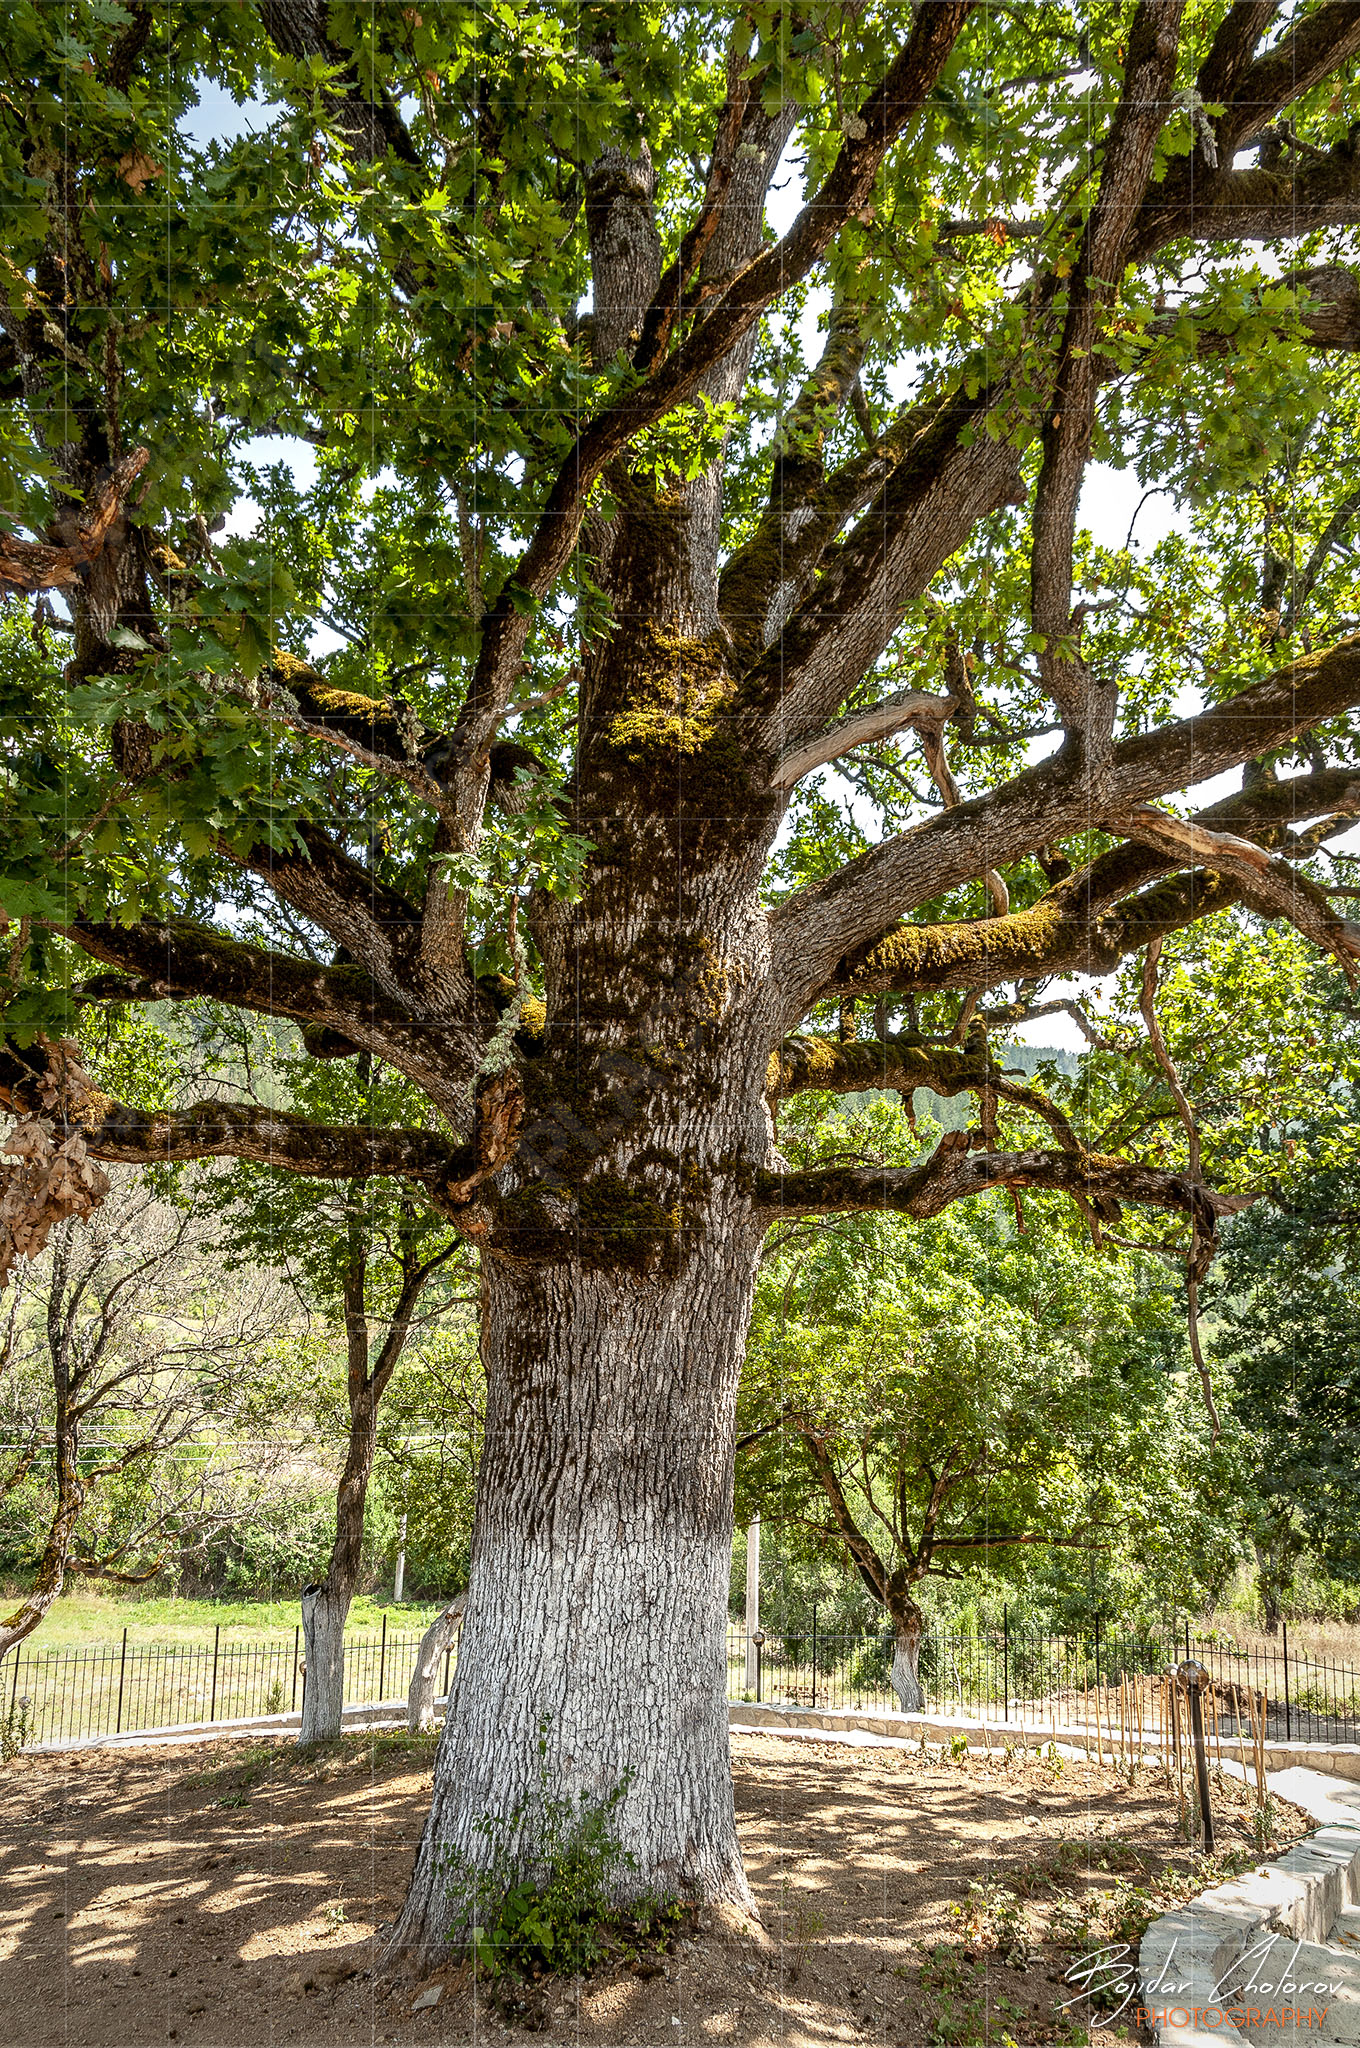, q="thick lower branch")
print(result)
[755,1136,1251,1271]
[66,916,477,1122]
[771,635,1360,1020]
